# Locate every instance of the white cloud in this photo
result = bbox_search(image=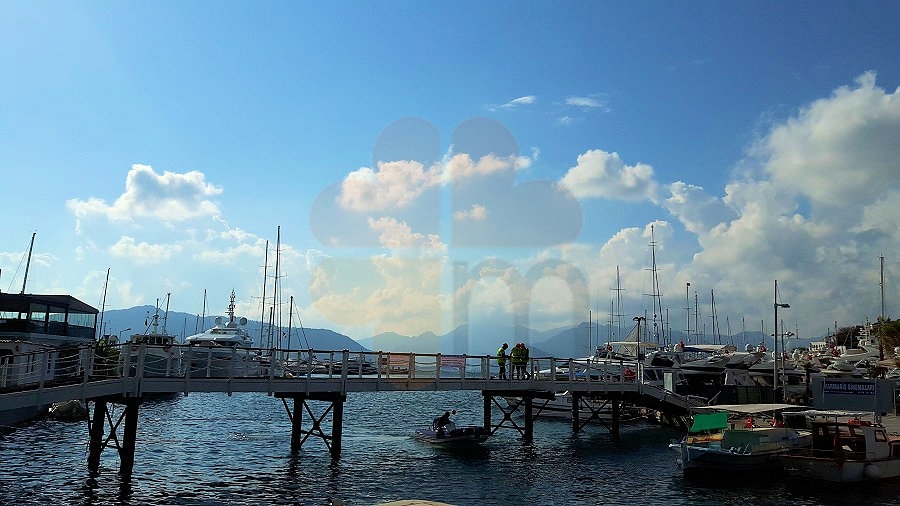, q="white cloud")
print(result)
[565,96,602,108]
[558,149,660,201]
[368,216,446,254]
[761,72,900,206]
[453,204,488,222]
[443,153,522,182]
[66,164,223,230]
[503,95,536,107]
[109,236,183,265]
[555,116,575,126]
[338,160,442,212]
